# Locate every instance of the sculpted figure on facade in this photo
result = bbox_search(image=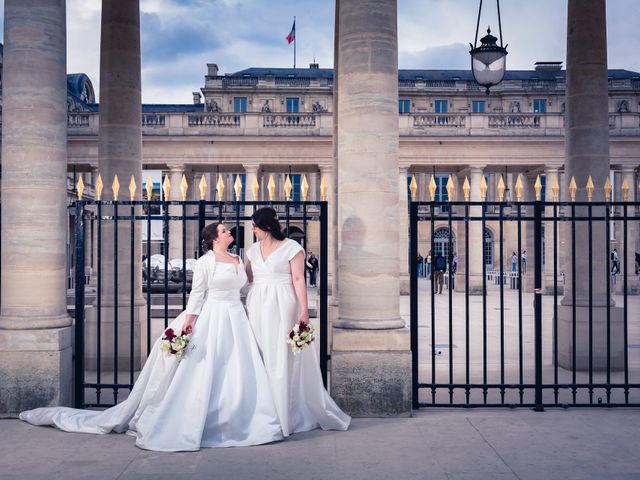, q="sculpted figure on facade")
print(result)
[206,98,221,113]
[509,101,521,113]
[261,100,271,113]
[312,101,327,113]
[617,100,630,113]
